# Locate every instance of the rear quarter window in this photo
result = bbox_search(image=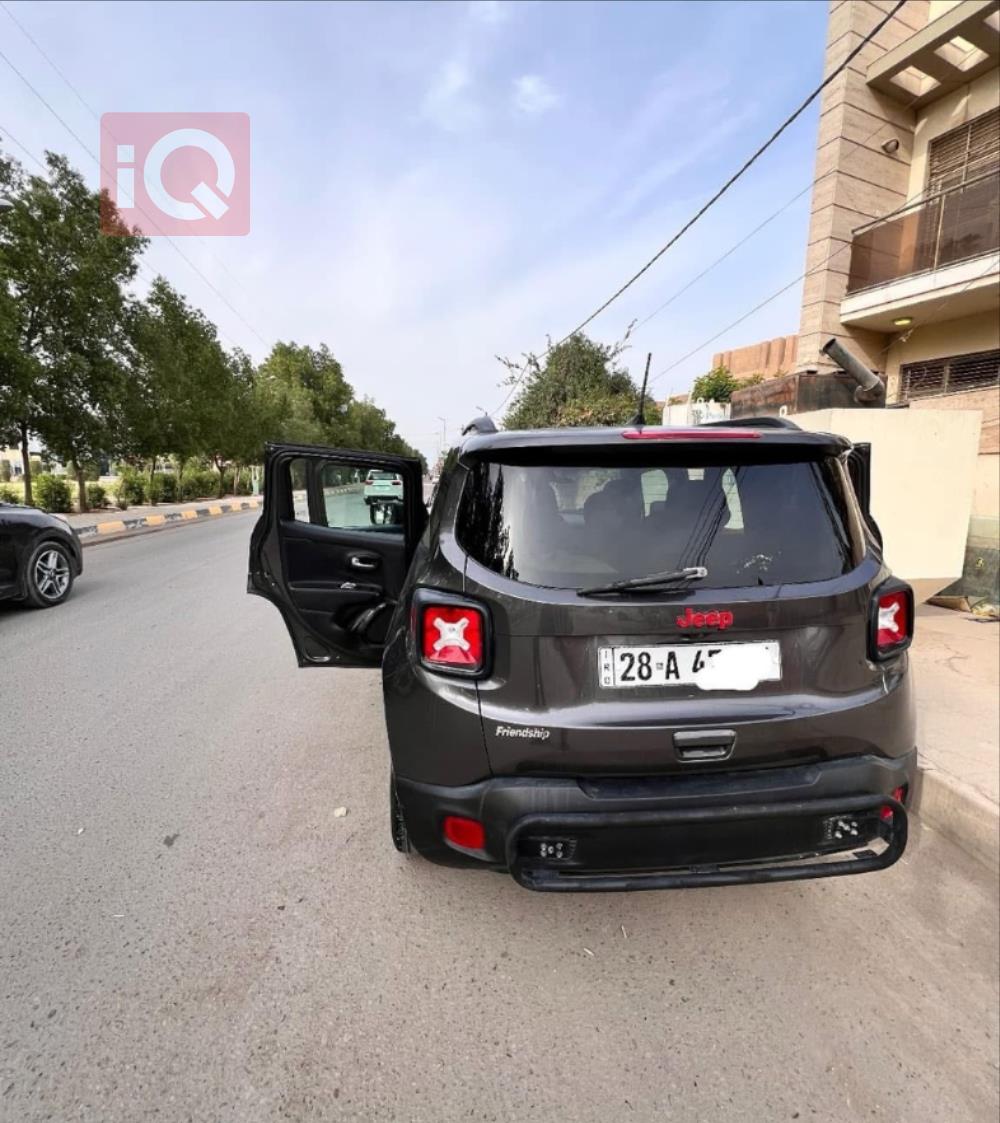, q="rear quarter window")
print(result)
[457,458,863,590]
